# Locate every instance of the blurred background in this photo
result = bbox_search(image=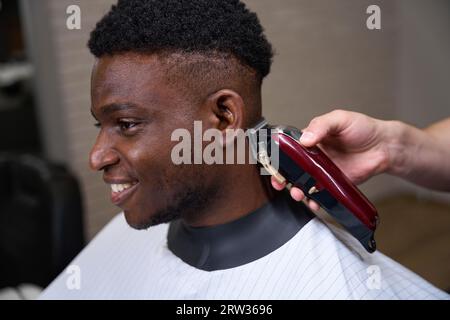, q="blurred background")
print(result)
[0,0,449,298]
